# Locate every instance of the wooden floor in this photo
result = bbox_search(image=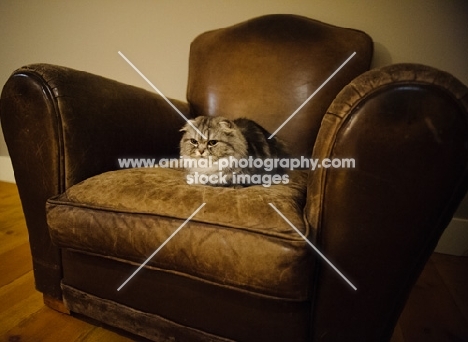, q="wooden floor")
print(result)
[1,181,467,341]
